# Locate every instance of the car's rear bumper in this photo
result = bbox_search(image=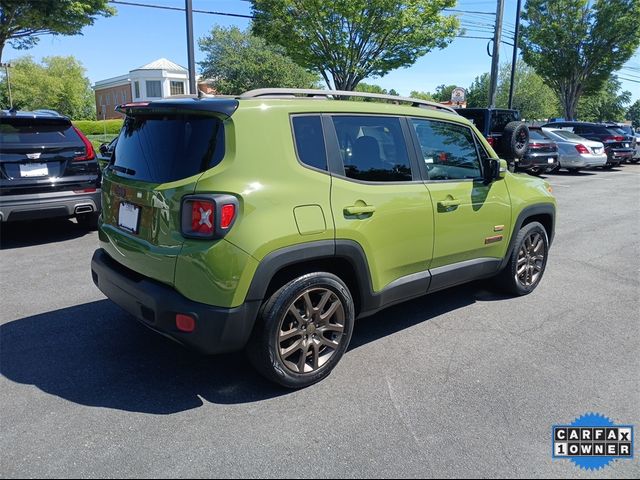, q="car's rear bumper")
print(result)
[558,153,607,169]
[91,248,261,355]
[608,149,634,165]
[0,189,101,222]
[517,152,559,171]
